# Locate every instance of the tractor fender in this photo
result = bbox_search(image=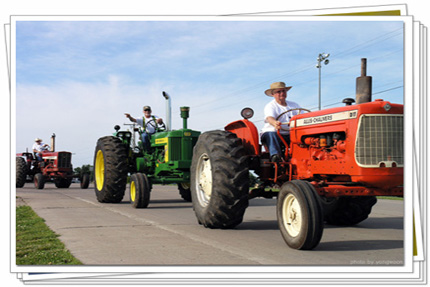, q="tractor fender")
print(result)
[224,119,261,156]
